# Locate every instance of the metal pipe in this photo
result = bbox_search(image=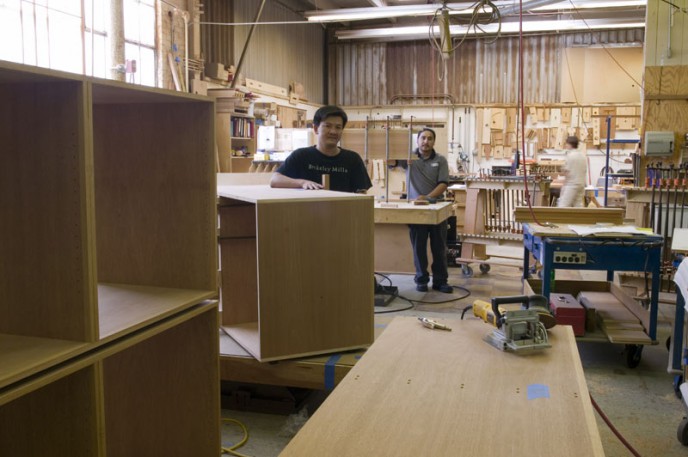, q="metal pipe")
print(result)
[604,116,611,207]
[385,116,390,203]
[230,0,267,89]
[390,93,455,104]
